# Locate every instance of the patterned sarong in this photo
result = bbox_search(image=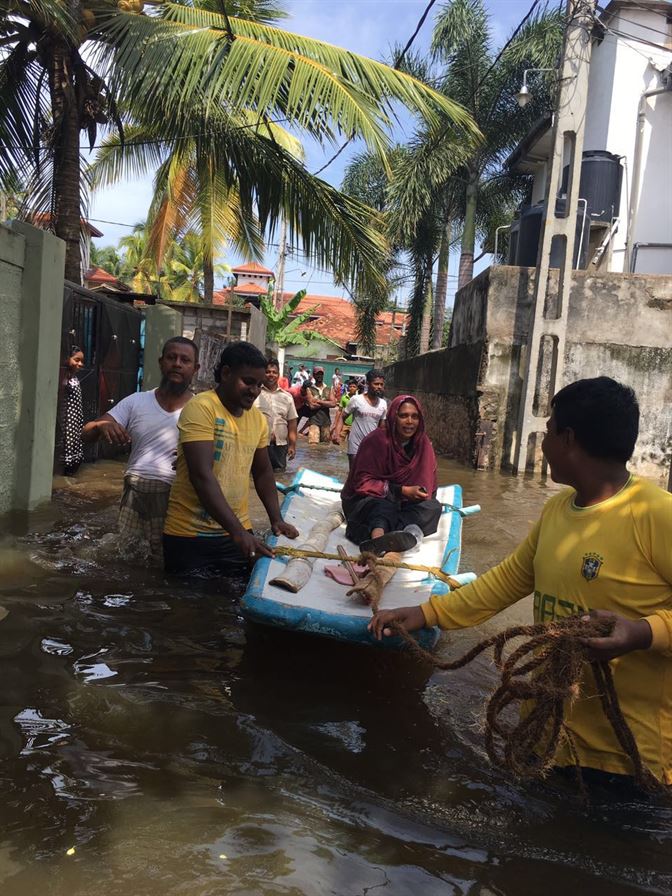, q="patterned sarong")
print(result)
[118,475,171,561]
